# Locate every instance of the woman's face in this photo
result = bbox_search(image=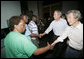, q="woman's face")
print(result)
[15,19,25,33]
